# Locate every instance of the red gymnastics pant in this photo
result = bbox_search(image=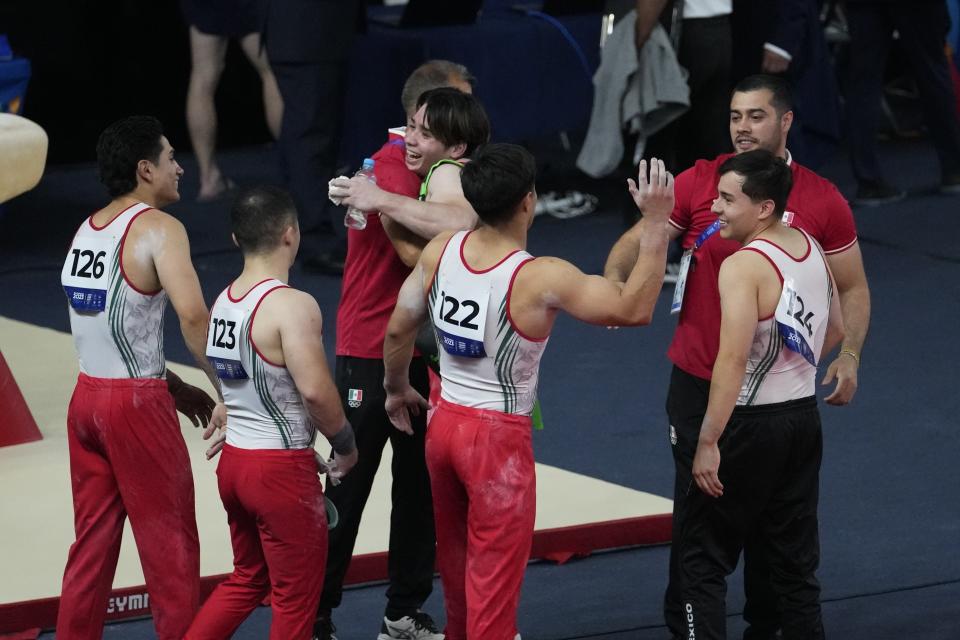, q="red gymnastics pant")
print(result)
[426,400,536,640]
[56,374,199,640]
[185,444,328,640]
